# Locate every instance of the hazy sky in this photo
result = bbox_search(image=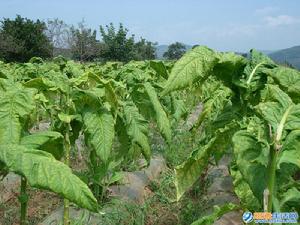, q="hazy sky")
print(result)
[0,0,300,52]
